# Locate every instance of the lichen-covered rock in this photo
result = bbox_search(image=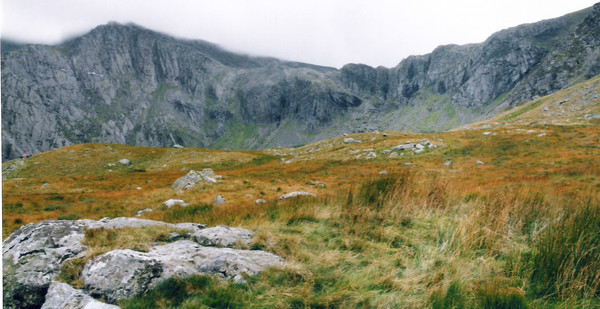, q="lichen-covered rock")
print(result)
[81,240,283,303]
[3,218,280,306]
[2,220,90,309]
[150,240,283,282]
[191,225,253,247]
[41,281,119,309]
[81,249,163,303]
[171,169,218,190]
